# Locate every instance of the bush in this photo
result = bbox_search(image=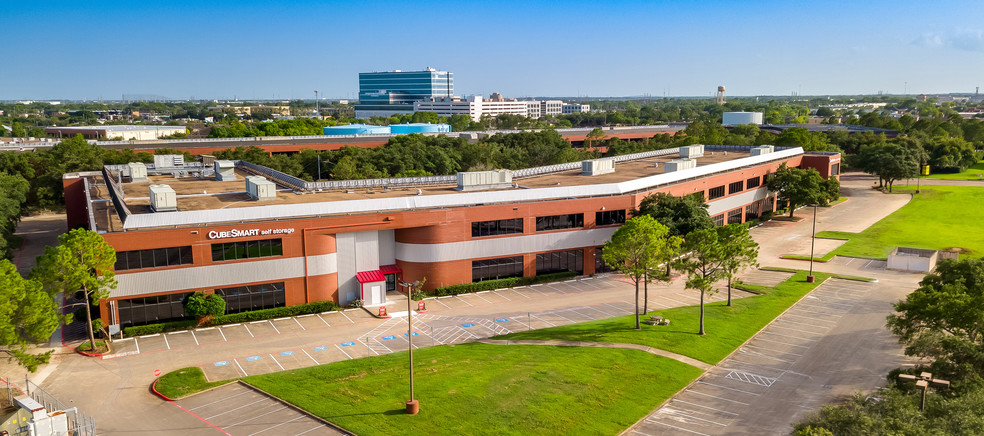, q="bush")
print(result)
[208,300,339,325]
[123,319,198,337]
[348,299,363,308]
[184,292,226,319]
[434,272,576,296]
